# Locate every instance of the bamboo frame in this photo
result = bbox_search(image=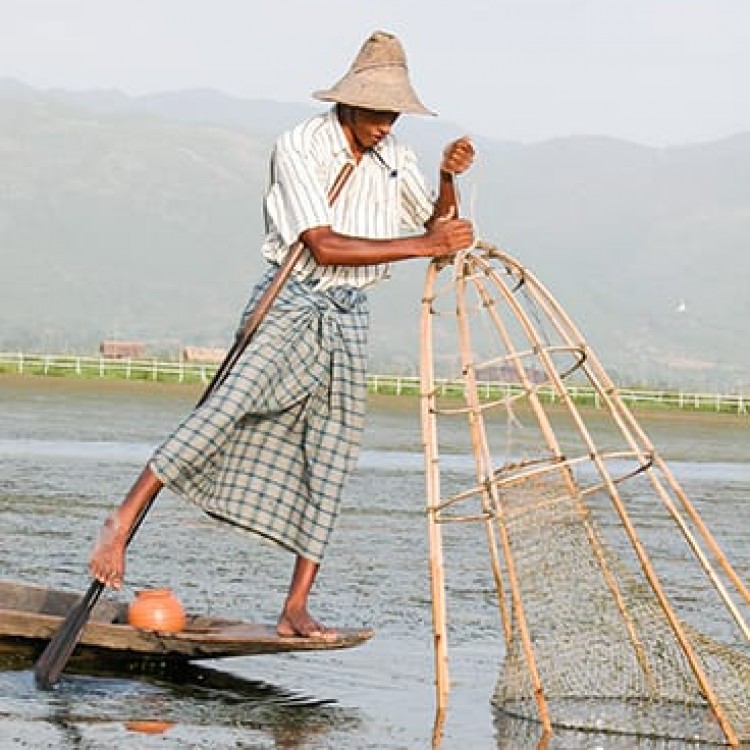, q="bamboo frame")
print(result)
[419,243,748,746]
